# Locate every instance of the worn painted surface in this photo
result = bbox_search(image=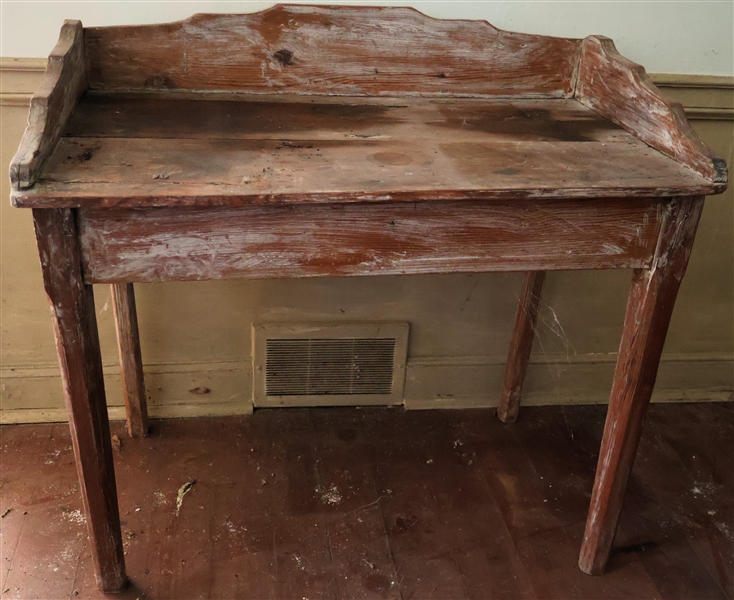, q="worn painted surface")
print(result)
[9,21,87,190]
[110,283,148,438]
[8,6,726,206]
[497,270,546,423]
[579,196,706,575]
[11,94,721,208]
[3,10,732,585]
[84,5,581,98]
[77,199,661,283]
[576,36,727,185]
[32,208,127,592]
